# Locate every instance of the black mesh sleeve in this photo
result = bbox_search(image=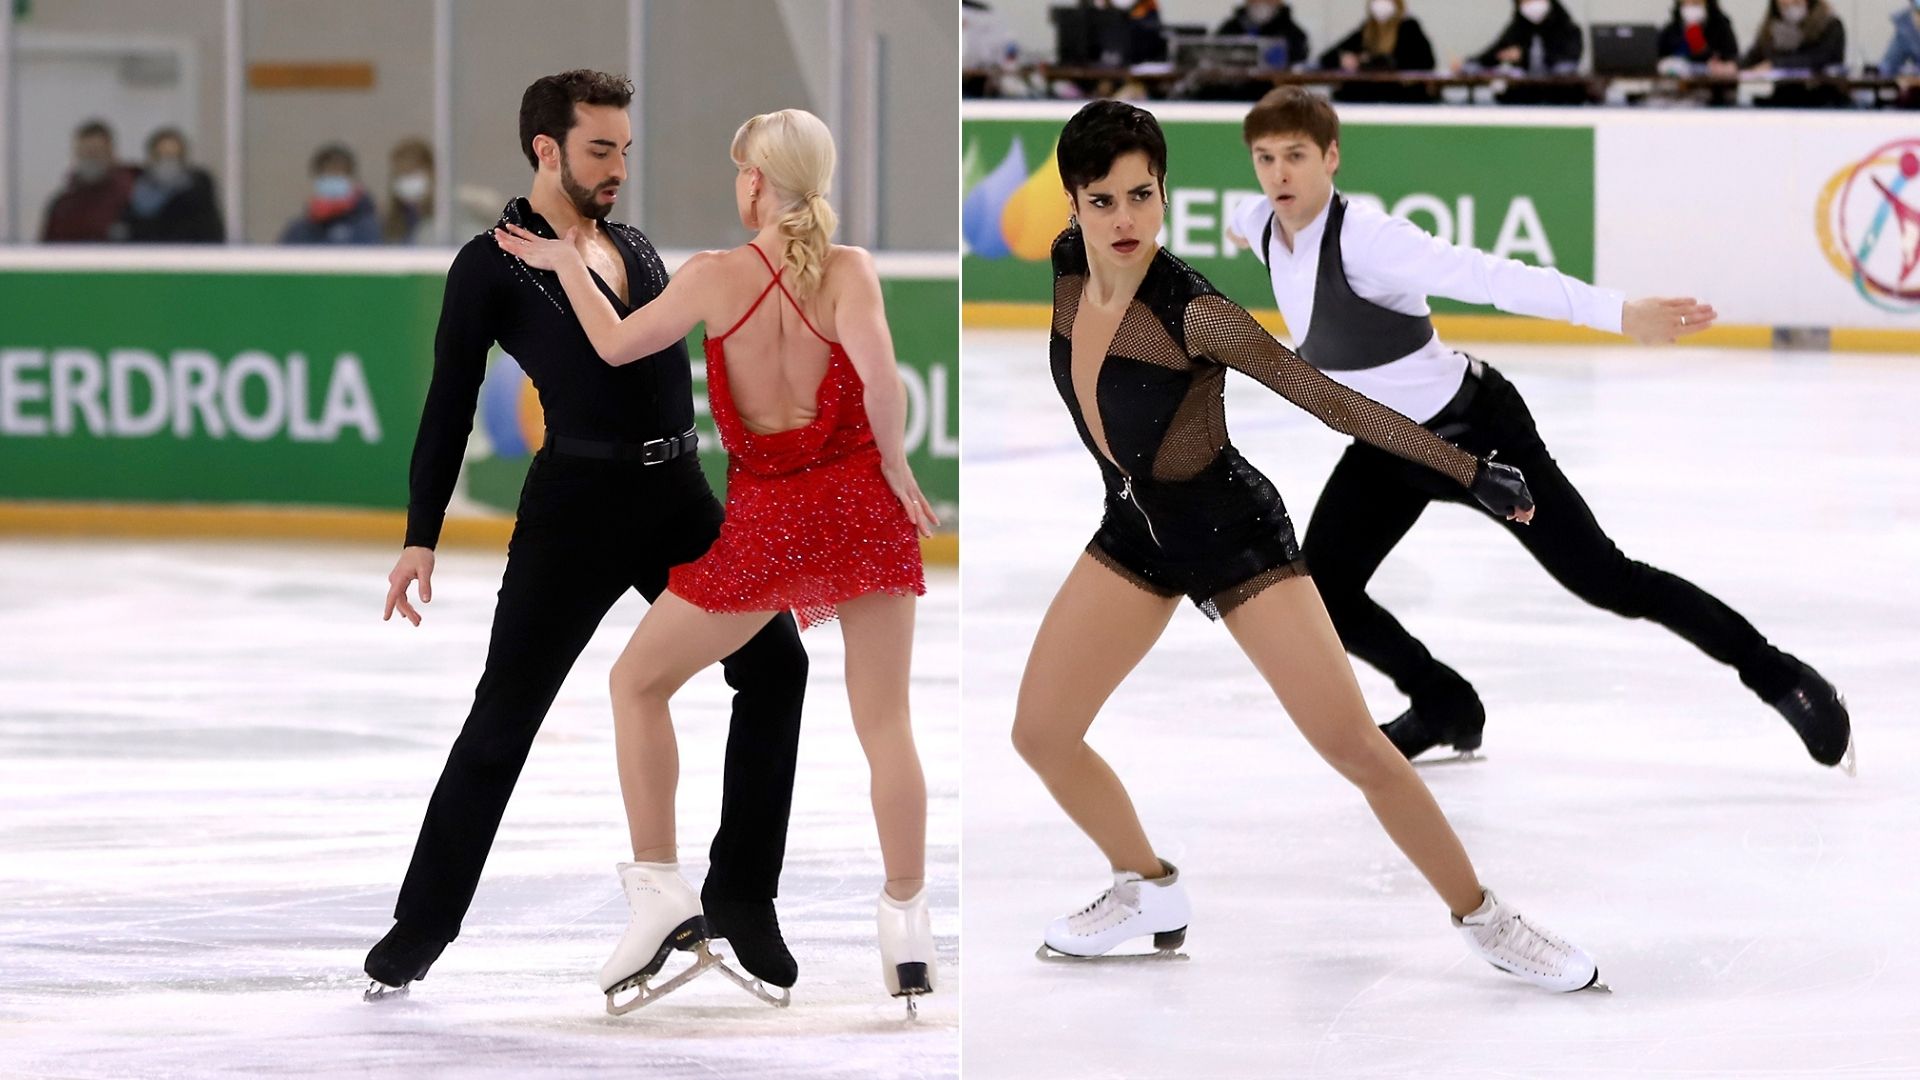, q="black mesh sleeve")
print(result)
[1181,292,1479,488]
